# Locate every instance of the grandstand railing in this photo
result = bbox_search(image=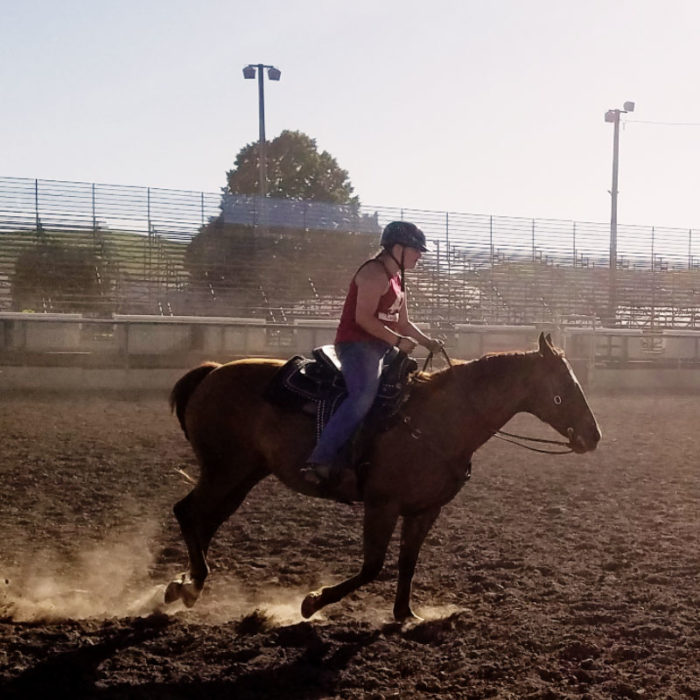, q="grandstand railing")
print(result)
[2,175,700,328]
